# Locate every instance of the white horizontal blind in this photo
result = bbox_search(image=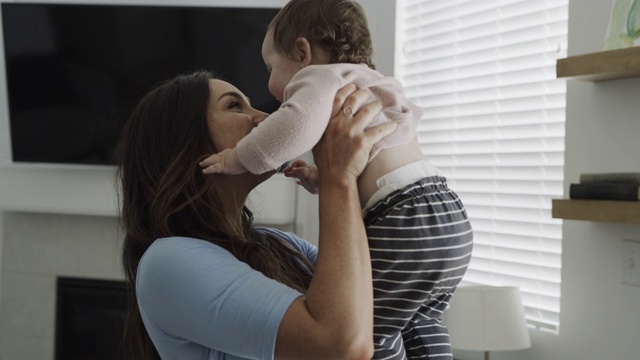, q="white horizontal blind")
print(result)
[395,0,568,333]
